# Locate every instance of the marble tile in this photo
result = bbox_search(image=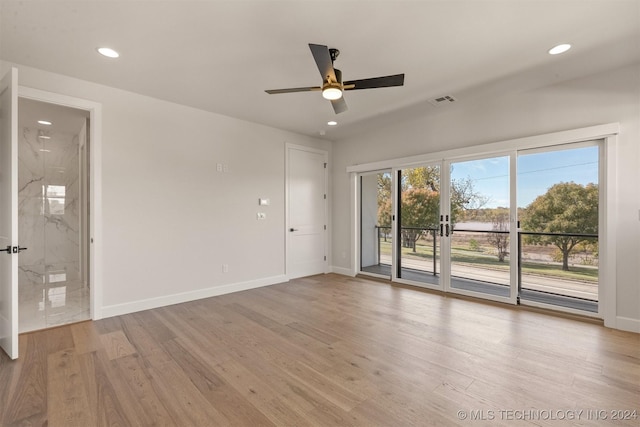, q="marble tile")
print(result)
[19,126,88,333]
[18,199,45,267]
[18,127,45,199]
[45,262,80,283]
[18,264,45,287]
[45,214,79,264]
[19,301,47,334]
[19,279,90,333]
